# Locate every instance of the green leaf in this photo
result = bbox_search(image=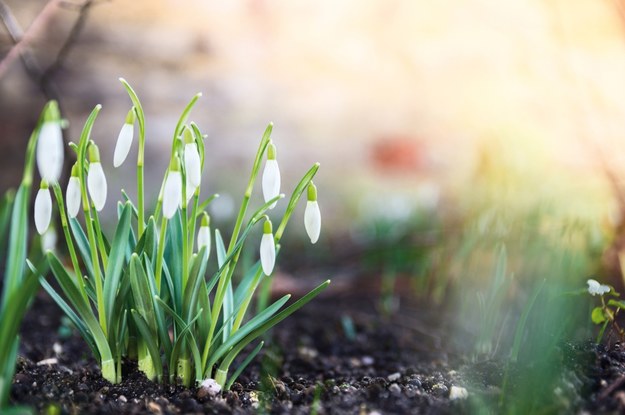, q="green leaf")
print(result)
[592,307,607,324]
[174,93,202,141]
[182,248,208,324]
[2,183,29,305]
[130,310,163,382]
[225,341,263,390]
[607,299,625,310]
[129,254,156,333]
[103,203,132,327]
[69,218,96,293]
[0,189,15,261]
